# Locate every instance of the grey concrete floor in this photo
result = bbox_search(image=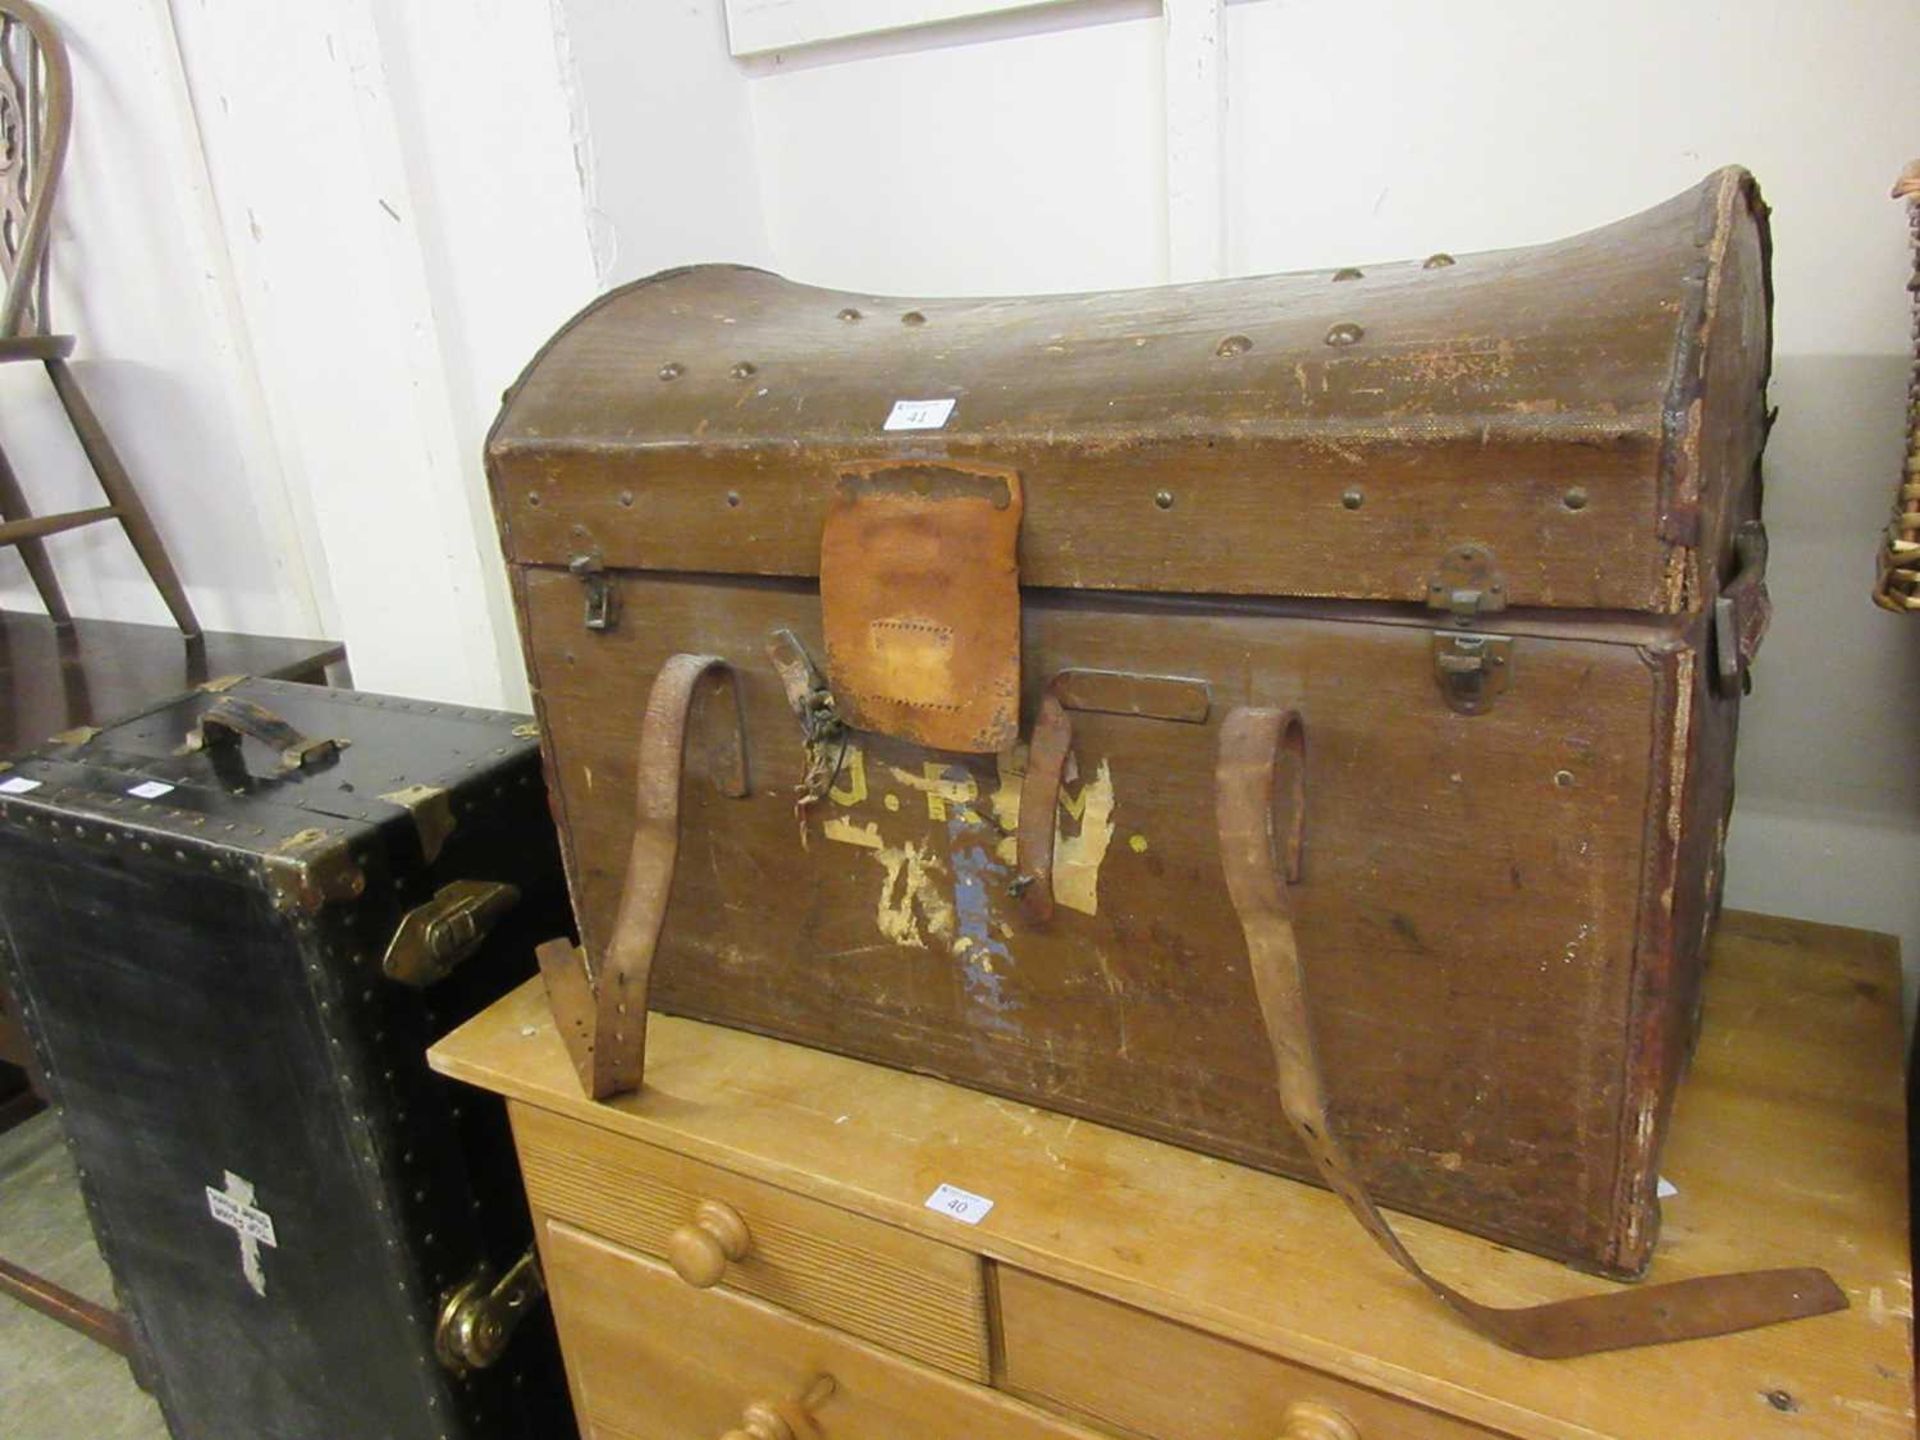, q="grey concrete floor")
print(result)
[0,1111,168,1440]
